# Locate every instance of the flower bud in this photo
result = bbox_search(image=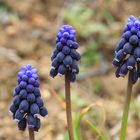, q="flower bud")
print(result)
[19,100,29,113]
[22,75,28,81]
[129,35,138,45]
[28,78,35,85]
[56,52,65,62]
[123,43,132,54]
[13,95,21,106]
[9,104,17,114]
[62,46,71,55]
[15,85,21,93]
[34,88,41,97]
[19,89,27,99]
[36,97,44,108]
[56,42,63,51]
[123,31,132,39]
[130,27,137,34]
[40,107,48,117]
[27,94,36,103]
[19,81,27,89]
[26,84,34,93]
